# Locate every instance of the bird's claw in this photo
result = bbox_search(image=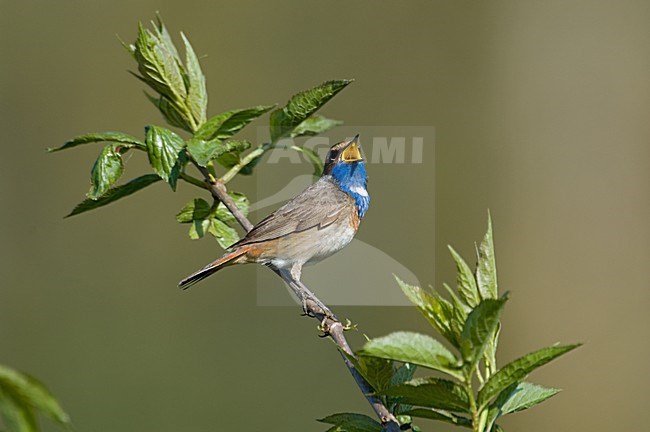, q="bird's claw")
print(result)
[300,297,316,317]
[317,317,332,337]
